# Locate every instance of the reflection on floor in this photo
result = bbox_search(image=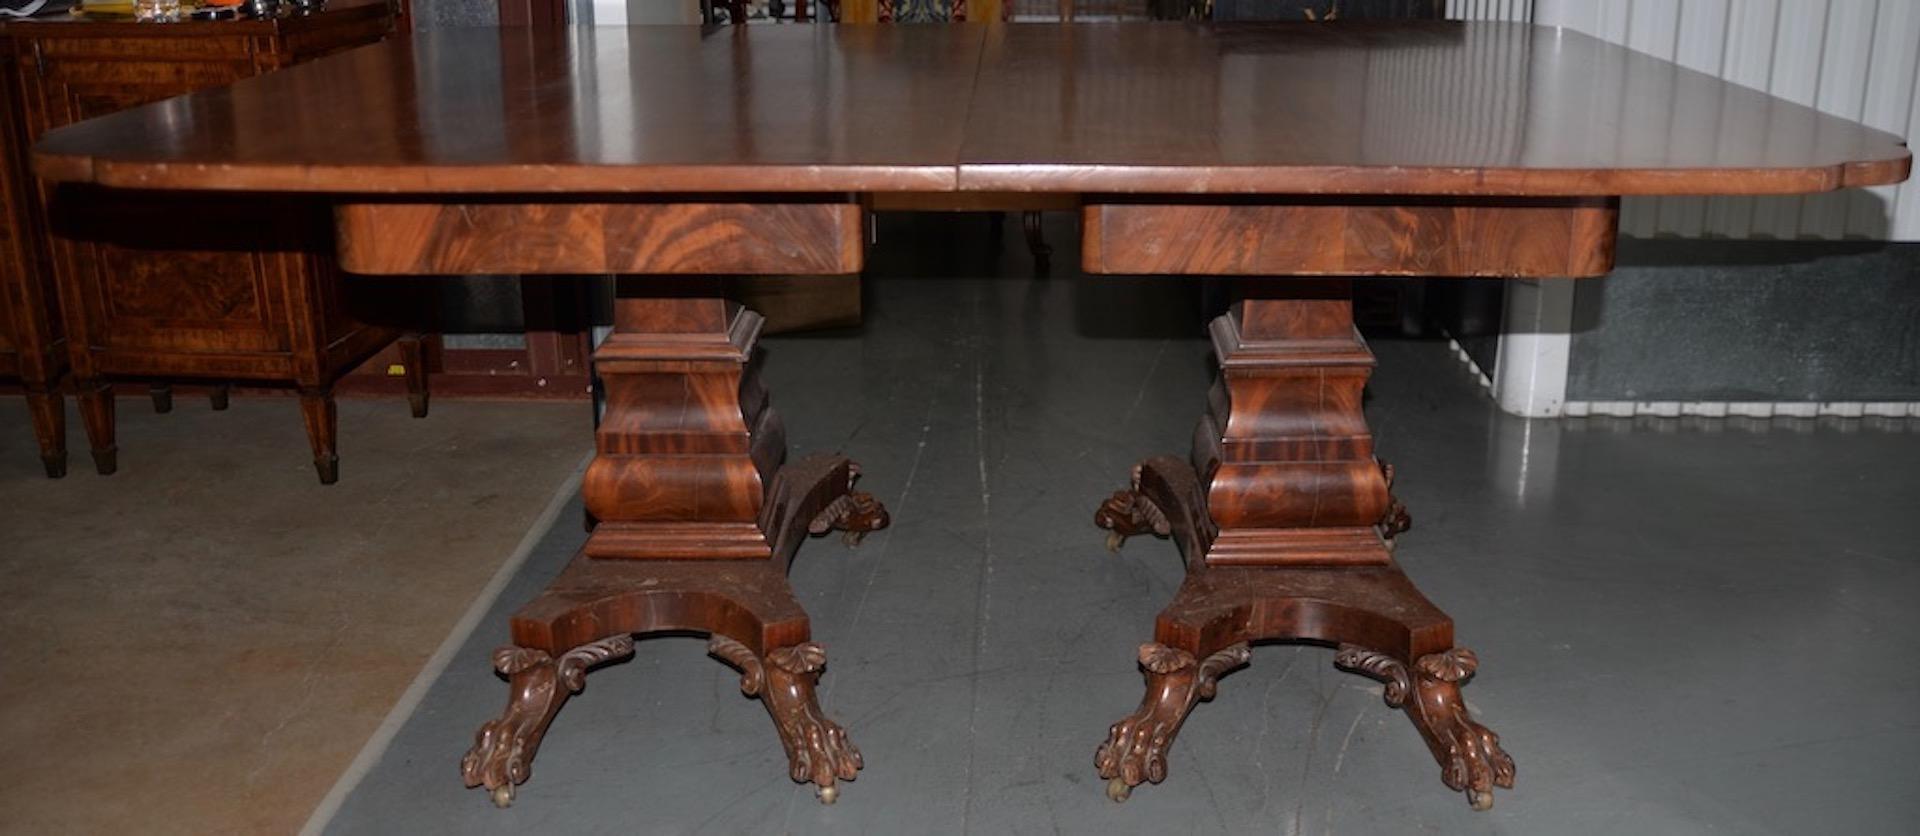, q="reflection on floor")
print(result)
[318,213,1920,835]
[0,396,590,835]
